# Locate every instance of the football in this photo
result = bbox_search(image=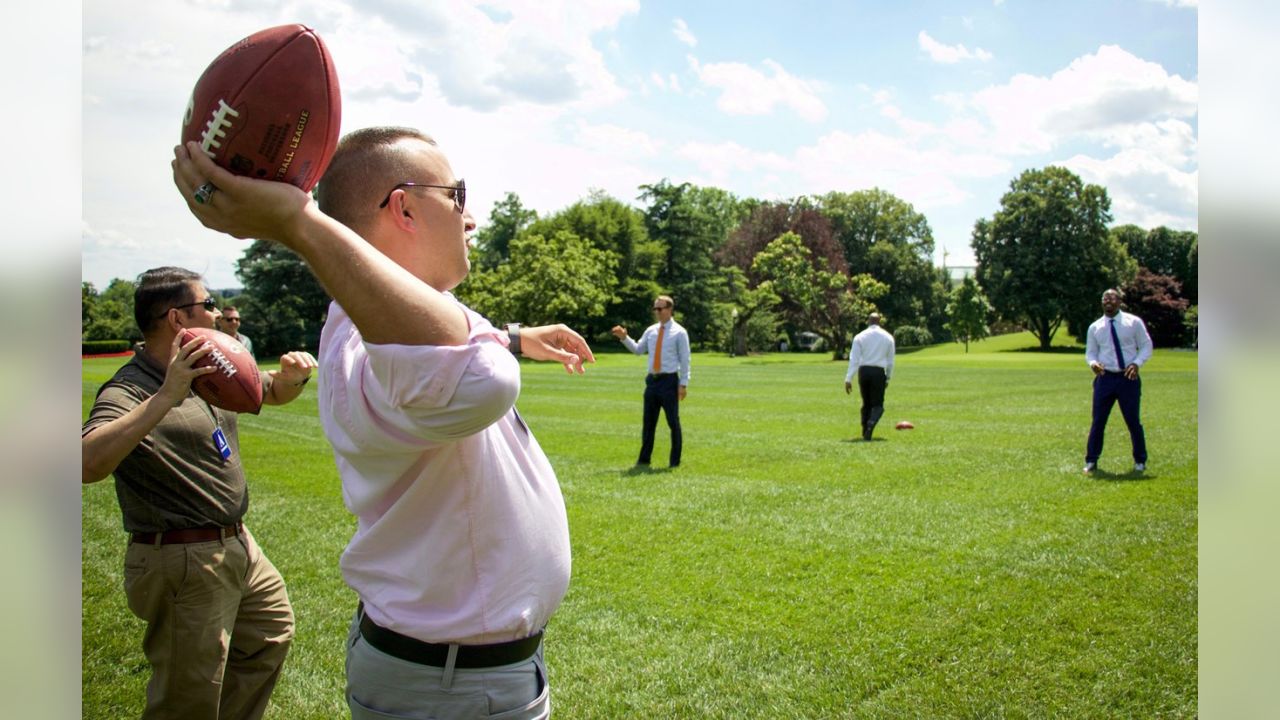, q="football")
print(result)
[895,421,915,430]
[180,328,264,414]
[181,24,341,192]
